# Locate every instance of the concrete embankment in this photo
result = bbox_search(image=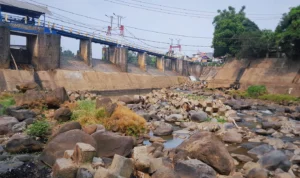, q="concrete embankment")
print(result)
[0,69,187,92]
[205,58,300,96]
